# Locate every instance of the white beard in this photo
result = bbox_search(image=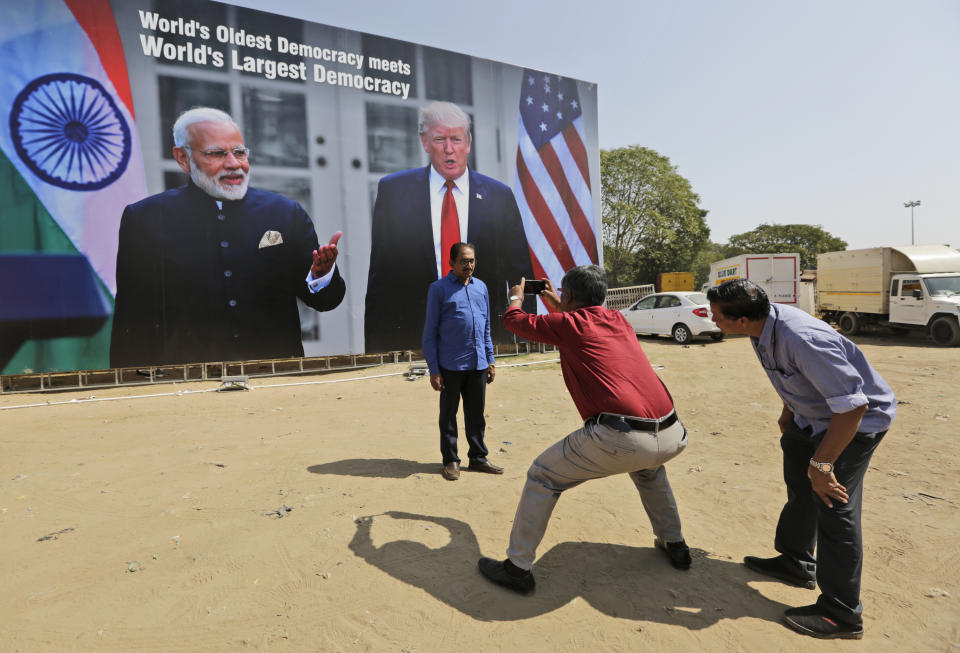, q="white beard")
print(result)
[190,159,249,200]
